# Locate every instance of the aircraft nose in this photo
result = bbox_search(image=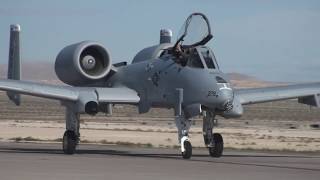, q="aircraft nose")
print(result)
[219,88,234,111]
